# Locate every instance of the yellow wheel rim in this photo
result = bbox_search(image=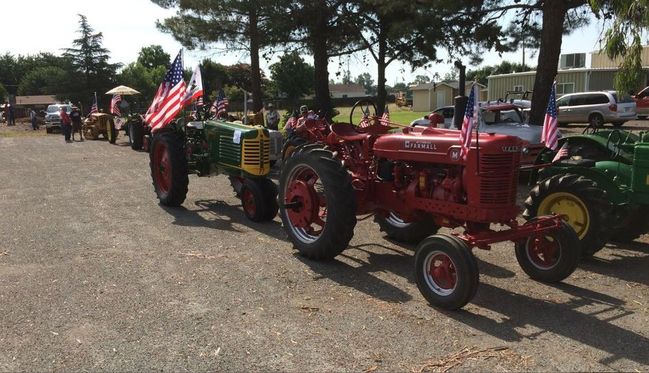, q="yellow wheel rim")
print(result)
[537,192,590,239]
